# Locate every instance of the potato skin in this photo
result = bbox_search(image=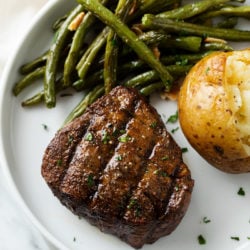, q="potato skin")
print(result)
[178,51,250,173]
